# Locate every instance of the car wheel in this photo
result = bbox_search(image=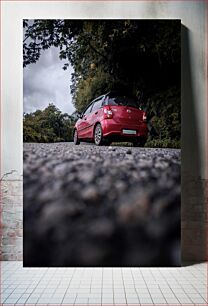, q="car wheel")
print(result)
[94,124,103,146]
[73,129,80,145]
